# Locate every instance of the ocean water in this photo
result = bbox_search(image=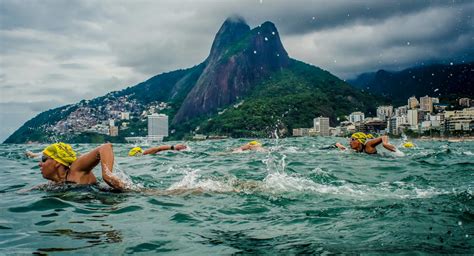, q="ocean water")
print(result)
[0,137,473,254]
